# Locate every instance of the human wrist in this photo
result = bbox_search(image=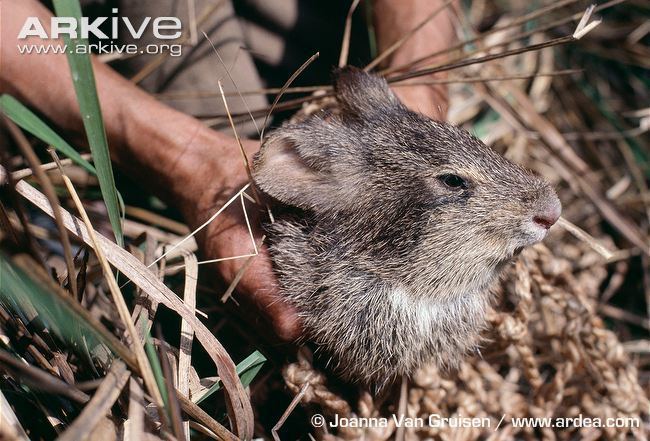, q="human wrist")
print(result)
[115,93,209,209]
[373,0,457,70]
[372,0,457,119]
